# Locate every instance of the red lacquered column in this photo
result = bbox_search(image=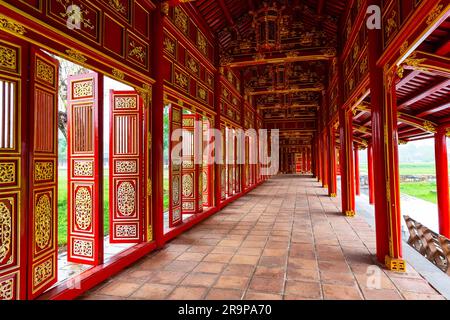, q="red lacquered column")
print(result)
[368,144,375,205]
[328,126,337,197]
[151,3,166,247]
[354,145,360,196]
[435,128,450,238]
